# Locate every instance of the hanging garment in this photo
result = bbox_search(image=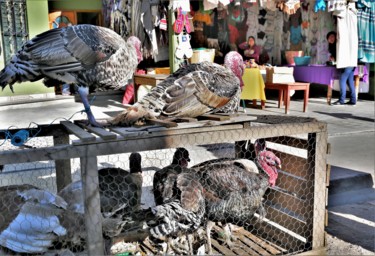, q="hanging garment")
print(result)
[357,0,375,63]
[327,0,347,12]
[169,0,190,12]
[335,2,358,68]
[141,0,159,56]
[175,33,193,59]
[314,0,326,12]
